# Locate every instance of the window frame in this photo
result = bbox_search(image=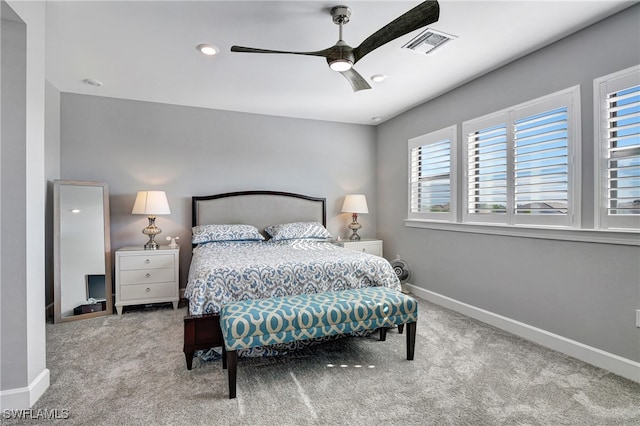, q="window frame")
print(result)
[462,86,581,228]
[594,65,640,231]
[407,125,457,222]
